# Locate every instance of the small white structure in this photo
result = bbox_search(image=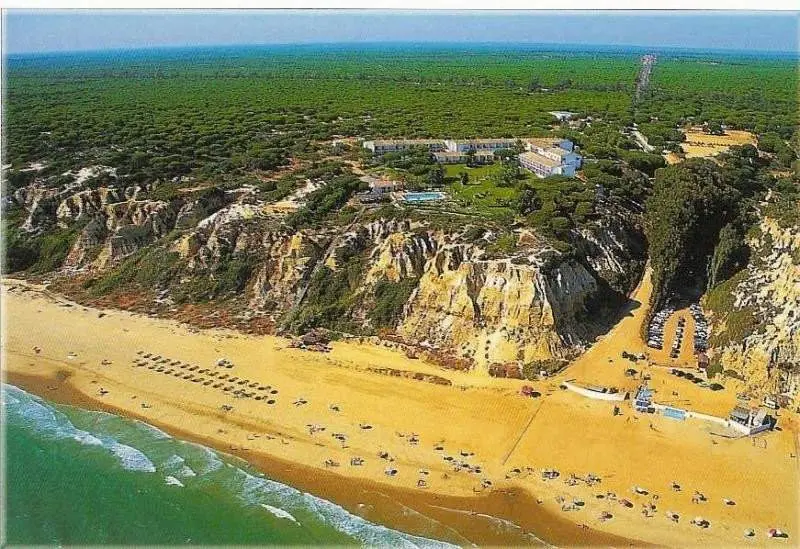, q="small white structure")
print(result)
[360,174,401,195]
[549,111,577,122]
[370,179,399,194]
[562,381,627,402]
